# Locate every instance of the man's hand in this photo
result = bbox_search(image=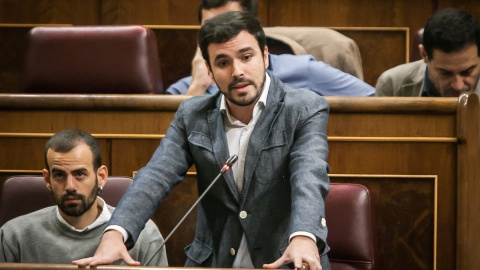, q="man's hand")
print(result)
[72,230,140,266]
[263,236,322,270]
[186,47,214,96]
